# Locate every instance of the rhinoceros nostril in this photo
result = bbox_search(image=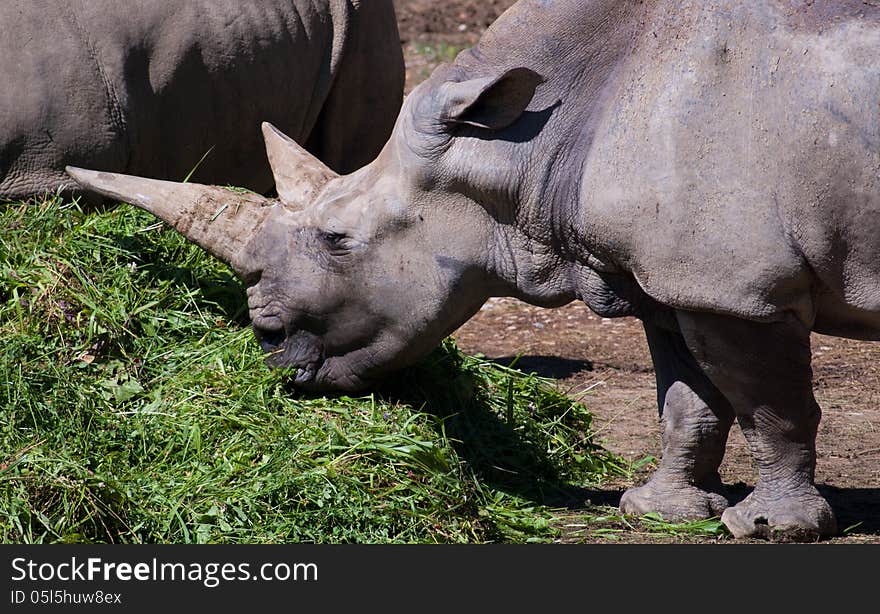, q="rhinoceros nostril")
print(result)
[243,269,264,288]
